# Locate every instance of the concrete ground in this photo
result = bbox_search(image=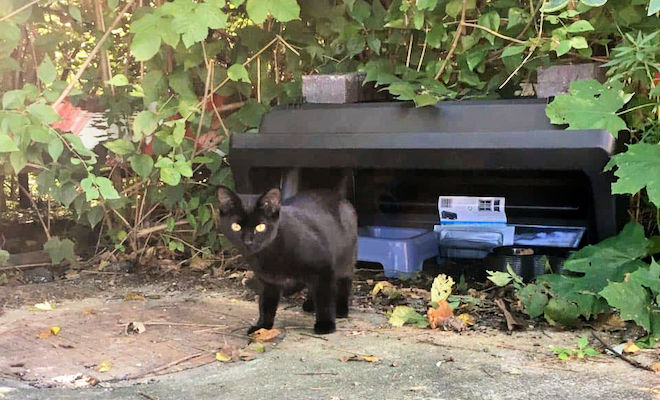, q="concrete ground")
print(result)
[0,276,659,400]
